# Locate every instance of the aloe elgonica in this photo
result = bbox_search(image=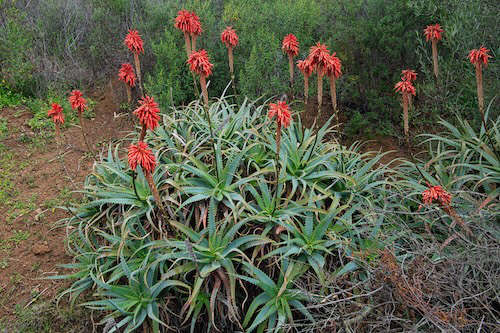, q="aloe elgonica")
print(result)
[268,101,292,210]
[308,43,330,127]
[128,141,165,220]
[189,12,202,52]
[118,63,136,105]
[468,46,492,127]
[325,52,342,120]
[124,30,144,97]
[282,34,299,89]
[187,49,219,181]
[424,24,444,79]
[47,103,64,142]
[133,95,160,141]
[394,80,416,145]
[401,69,417,111]
[175,10,193,56]
[69,90,93,155]
[297,58,314,104]
[221,26,239,95]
